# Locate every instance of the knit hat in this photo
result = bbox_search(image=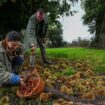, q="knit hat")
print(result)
[6,31,22,41]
